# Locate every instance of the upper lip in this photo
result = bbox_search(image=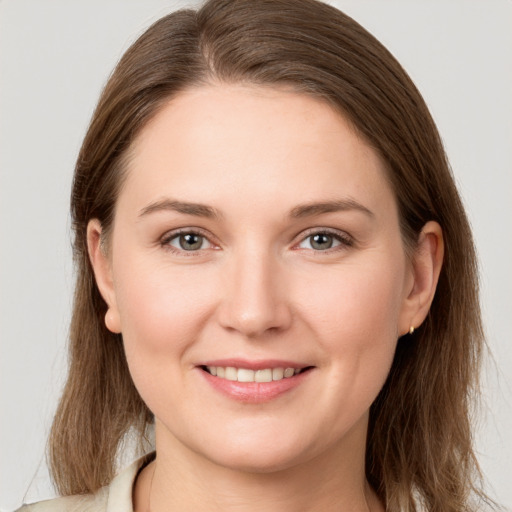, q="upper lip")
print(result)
[198,358,311,370]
